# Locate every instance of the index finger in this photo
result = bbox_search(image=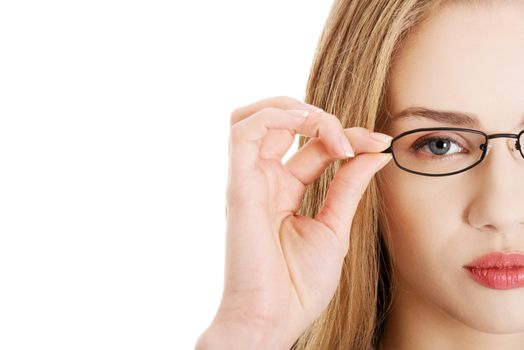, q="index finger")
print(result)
[284,127,393,185]
[230,96,323,126]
